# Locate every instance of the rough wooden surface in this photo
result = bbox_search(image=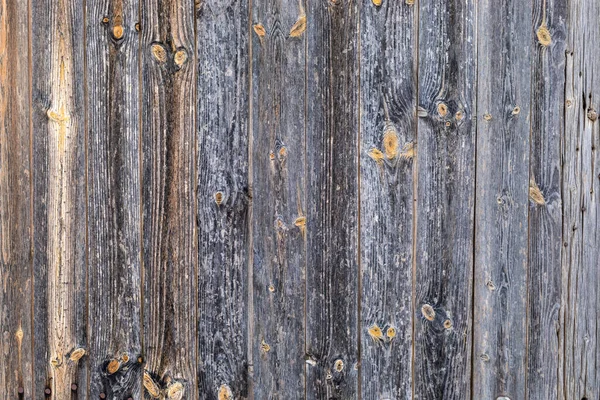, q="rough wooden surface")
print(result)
[196,0,251,396]
[473,0,532,398]
[4,0,600,398]
[250,0,307,397]
[359,0,415,398]
[415,0,477,398]
[31,0,88,398]
[305,0,360,397]
[86,1,143,398]
[528,0,566,399]
[562,0,600,398]
[141,1,198,399]
[0,0,33,398]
